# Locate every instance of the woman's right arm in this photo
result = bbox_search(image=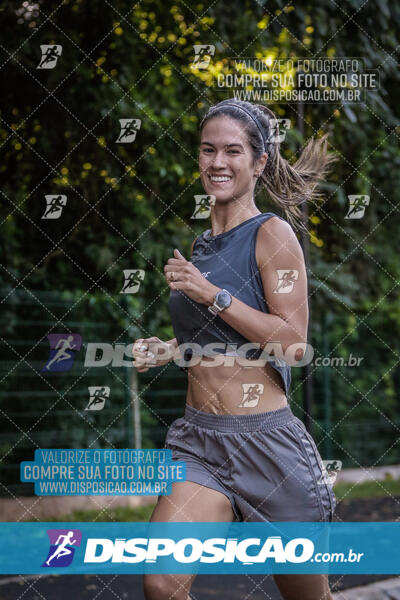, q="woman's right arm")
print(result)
[134,238,196,372]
